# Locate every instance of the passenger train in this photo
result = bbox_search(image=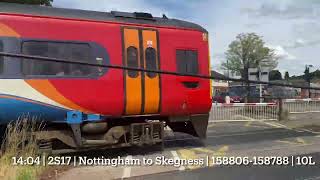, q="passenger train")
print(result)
[0,3,211,152]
